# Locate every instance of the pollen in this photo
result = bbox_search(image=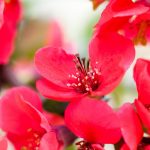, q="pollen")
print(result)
[133,21,150,45]
[67,55,101,94]
[76,140,94,150]
[21,128,42,150]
